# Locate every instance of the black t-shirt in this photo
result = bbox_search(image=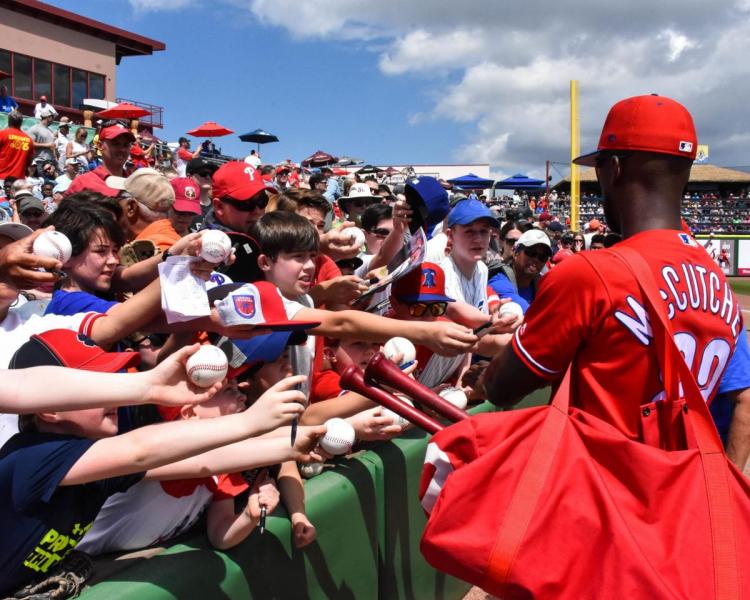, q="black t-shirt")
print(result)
[0,432,143,595]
